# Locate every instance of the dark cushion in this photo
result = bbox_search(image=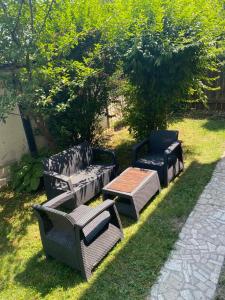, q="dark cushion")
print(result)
[69,206,110,244]
[70,164,114,188]
[69,205,92,219]
[149,130,178,152]
[136,153,177,168]
[82,211,111,243]
[134,153,177,185]
[53,164,115,205]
